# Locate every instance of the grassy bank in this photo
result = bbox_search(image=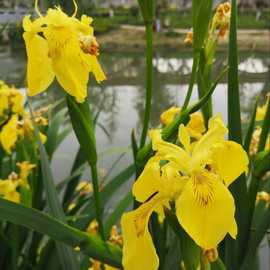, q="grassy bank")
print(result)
[90,7,270,35]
